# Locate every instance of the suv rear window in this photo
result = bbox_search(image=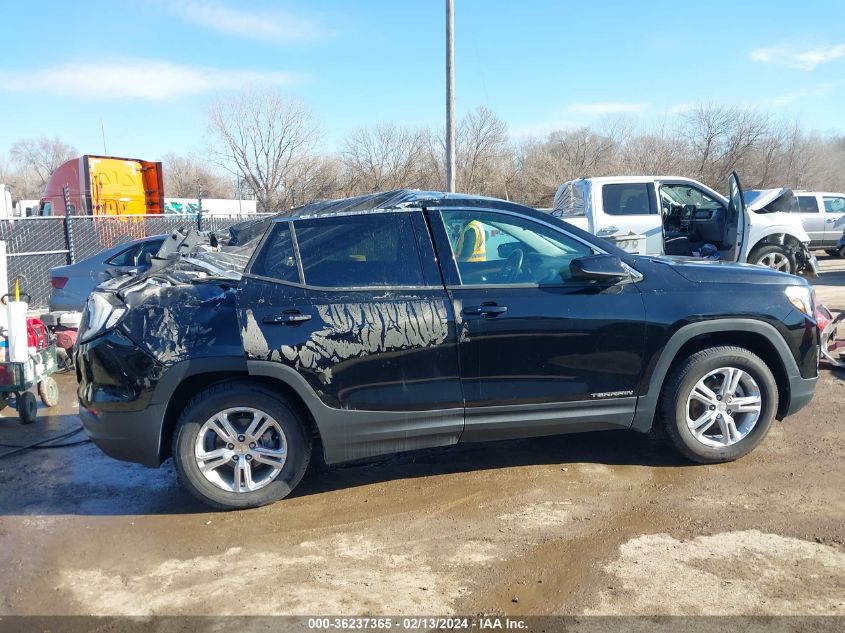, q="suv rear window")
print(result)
[602,183,654,215]
[796,196,820,213]
[250,222,300,283]
[294,213,426,288]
